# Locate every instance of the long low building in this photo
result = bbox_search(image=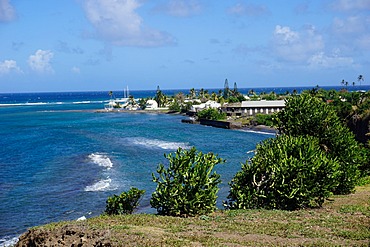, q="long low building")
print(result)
[221,100,285,116]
